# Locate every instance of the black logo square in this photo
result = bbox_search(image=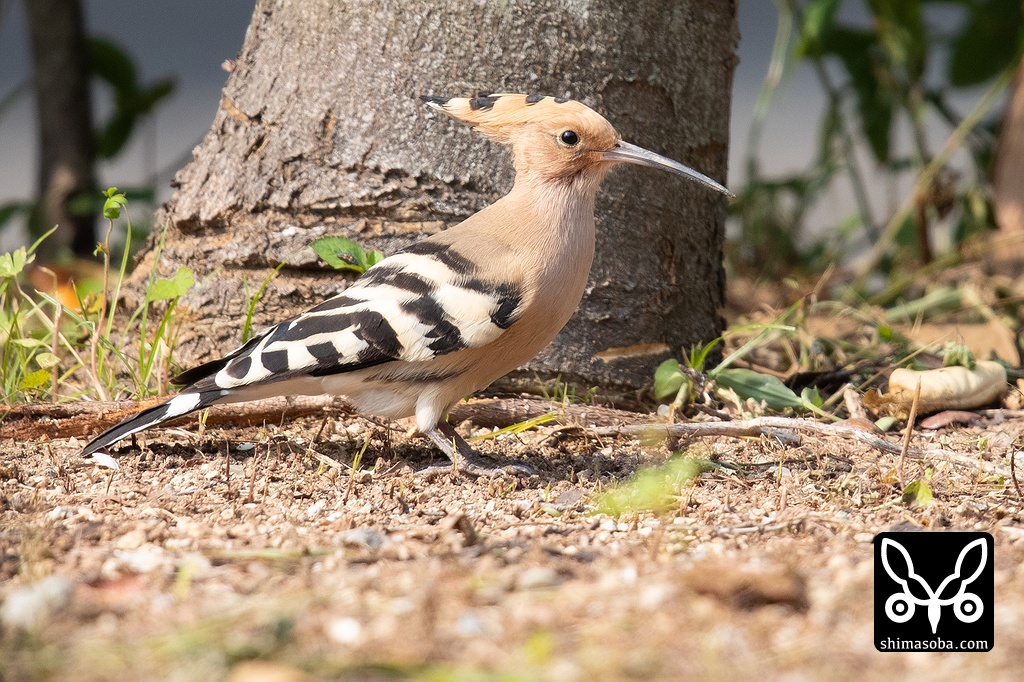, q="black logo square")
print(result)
[874,531,993,652]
